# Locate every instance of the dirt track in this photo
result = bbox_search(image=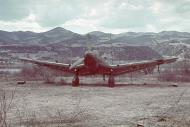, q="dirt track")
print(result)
[1,79,190,127]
